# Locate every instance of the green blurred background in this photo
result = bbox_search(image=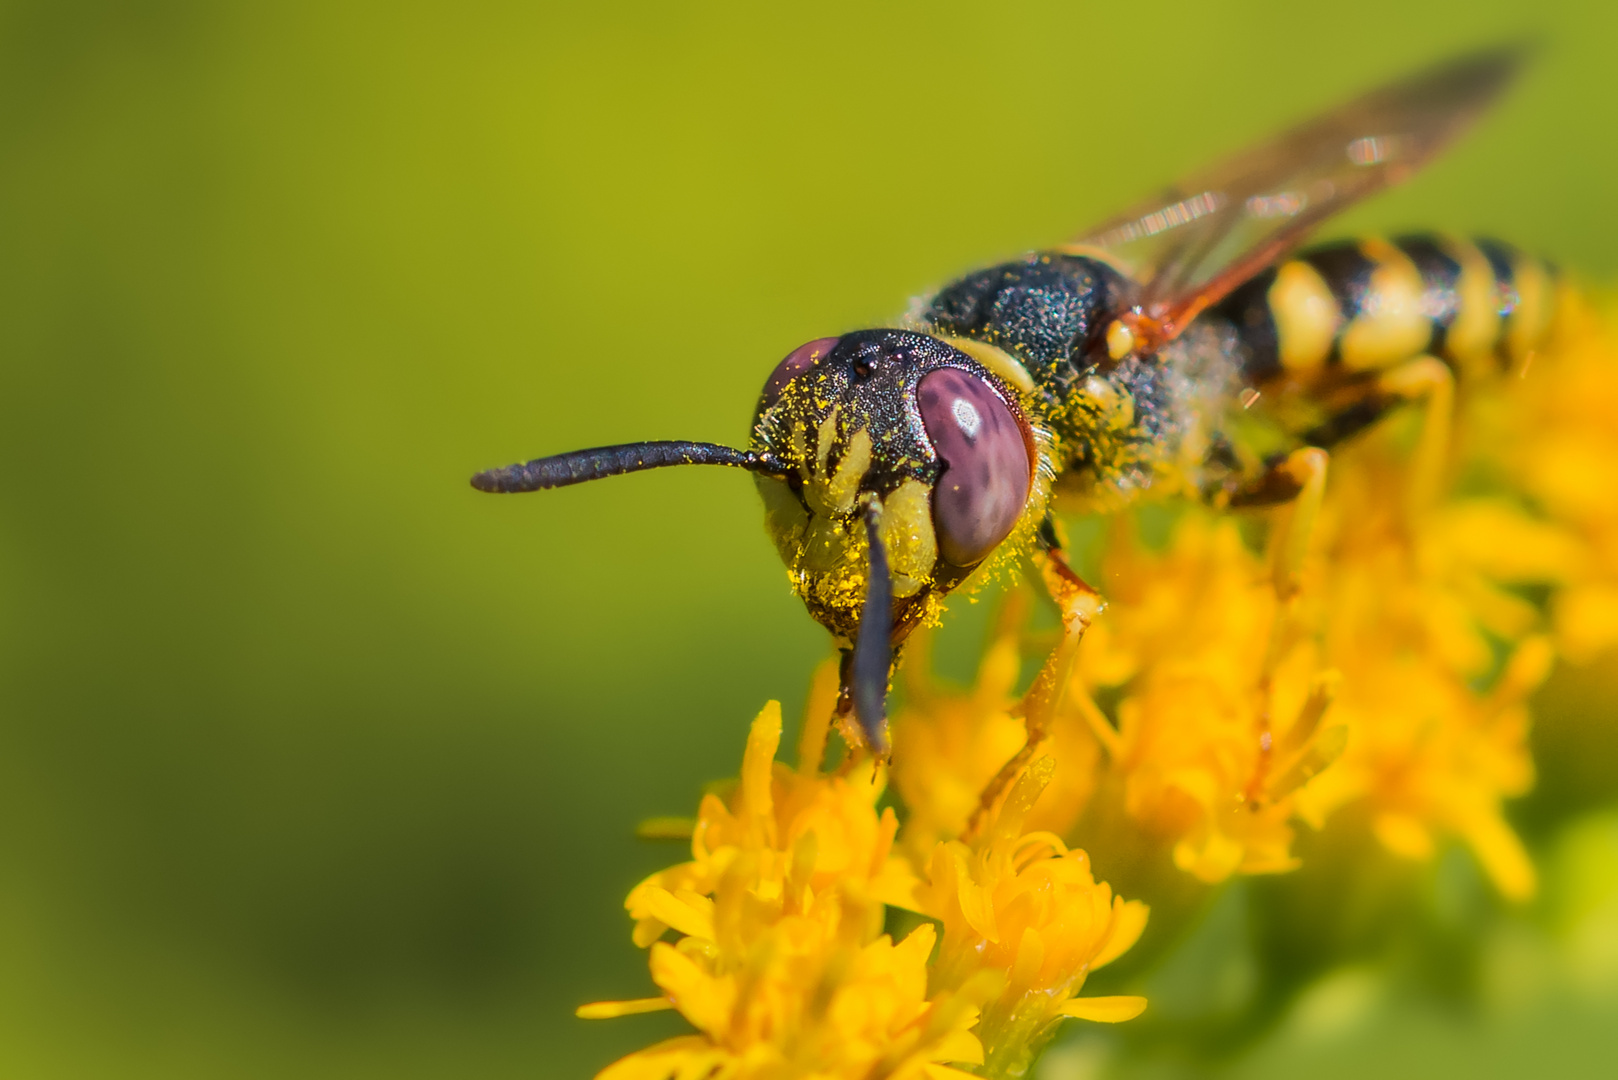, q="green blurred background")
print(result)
[2,1,1617,1076]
